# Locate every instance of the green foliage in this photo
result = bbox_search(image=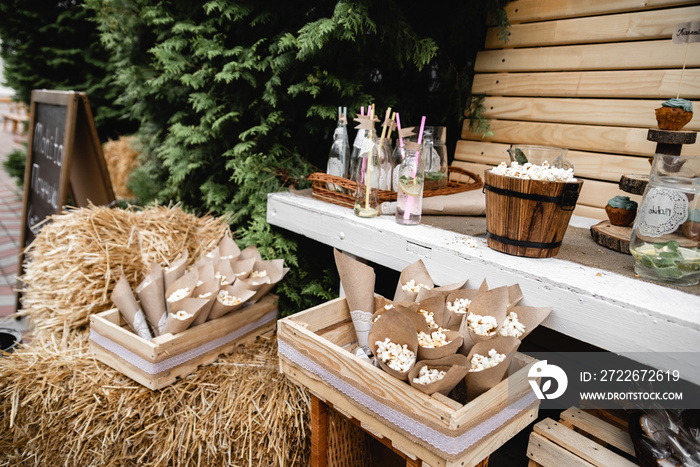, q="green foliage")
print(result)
[0,1,136,139]
[467,94,495,139]
[84,0,506,315]
[2,146,26,187]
